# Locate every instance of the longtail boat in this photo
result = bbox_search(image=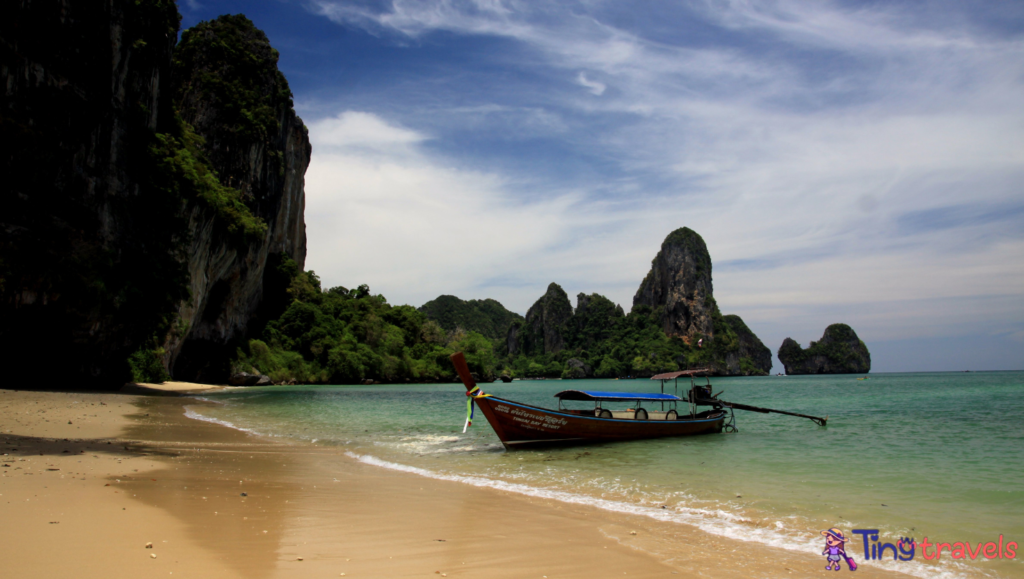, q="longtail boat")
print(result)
[451,352,826,449]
